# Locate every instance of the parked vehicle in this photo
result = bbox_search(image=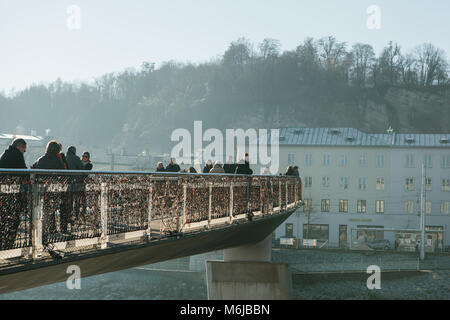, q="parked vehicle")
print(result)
[368,239,391,250]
